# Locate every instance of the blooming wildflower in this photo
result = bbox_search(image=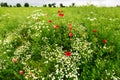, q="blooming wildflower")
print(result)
[92,29,97,33]
[58,10,61,13]
[69,32,73,37]
[48,20,52,23]
[69,27,73,30]
[58,13,64,17]
[103,39,108,44]
[58,10,63,13]
[12,58,17,63]
[19,70,24,75]
[55,25,59,29]
[65,51,71,57]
